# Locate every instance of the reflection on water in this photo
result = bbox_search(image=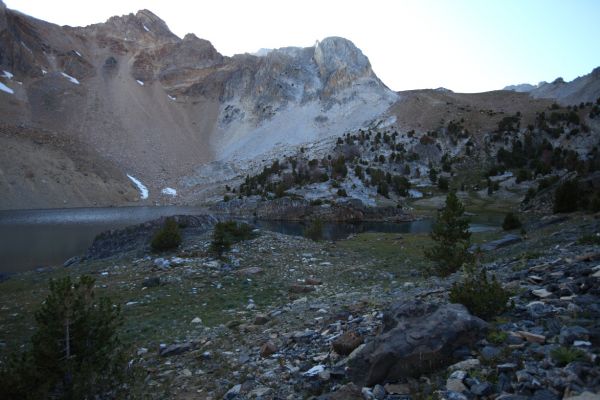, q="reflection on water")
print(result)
[0,207,499,273]
[0,207,206,273]
[254,219,496,241]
